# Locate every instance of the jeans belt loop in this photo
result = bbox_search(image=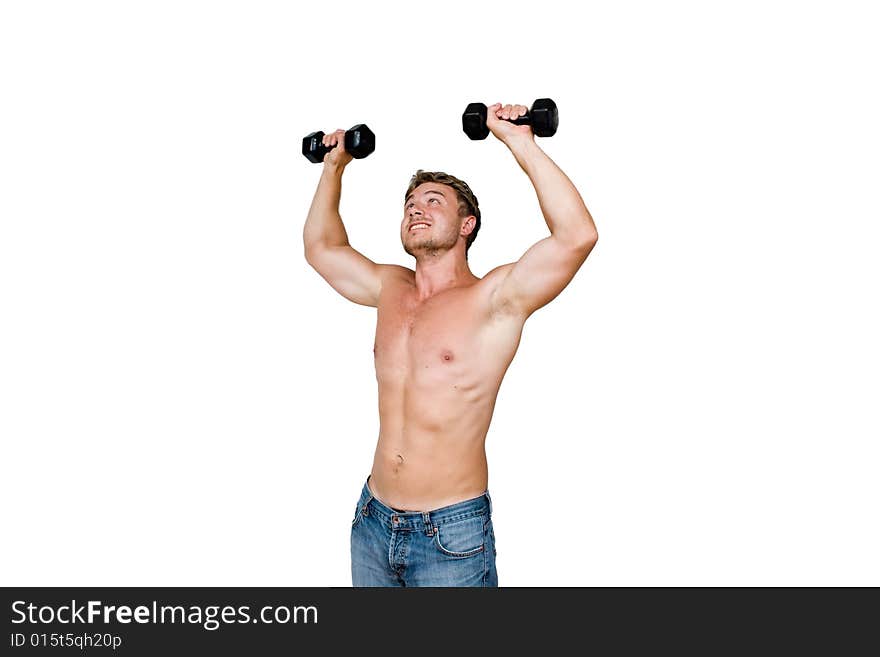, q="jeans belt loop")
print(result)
[422,512,433,536]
